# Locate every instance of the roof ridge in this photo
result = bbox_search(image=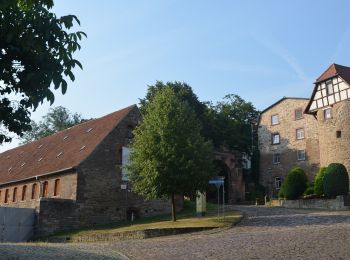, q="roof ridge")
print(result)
[0,104,137,156]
